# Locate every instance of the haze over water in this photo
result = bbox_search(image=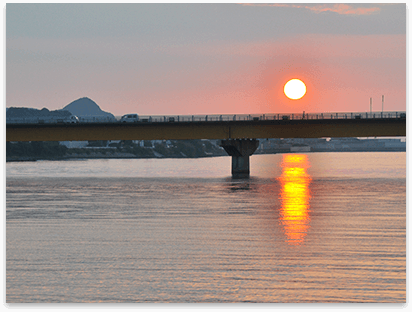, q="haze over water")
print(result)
[6,152,406,303]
